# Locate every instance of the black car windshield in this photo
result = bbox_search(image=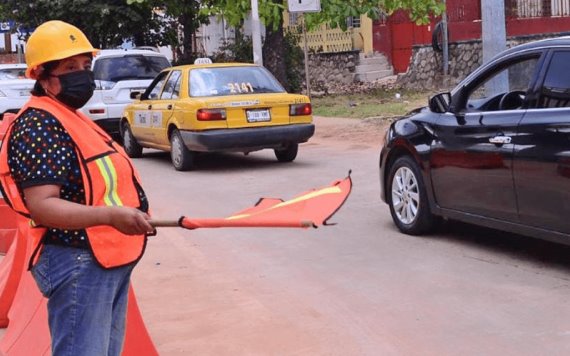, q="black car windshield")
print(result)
[93,55,170,83]
[189,66,286,97]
